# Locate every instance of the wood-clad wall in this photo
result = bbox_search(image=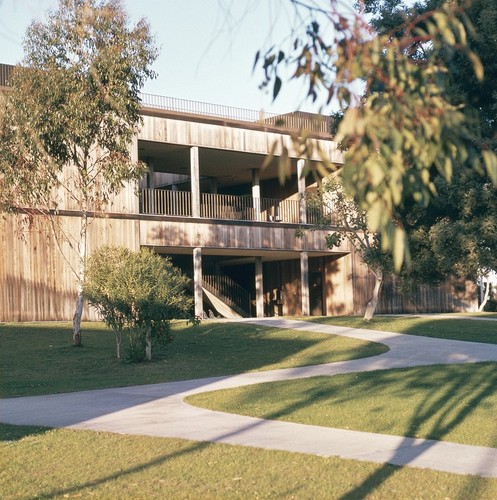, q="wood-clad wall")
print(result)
[263,249,478,317]
[0,213,140,322]
[348,250,478,315]
[140,218,350,254]
[139,115,344,163]
[377,276,478,314]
